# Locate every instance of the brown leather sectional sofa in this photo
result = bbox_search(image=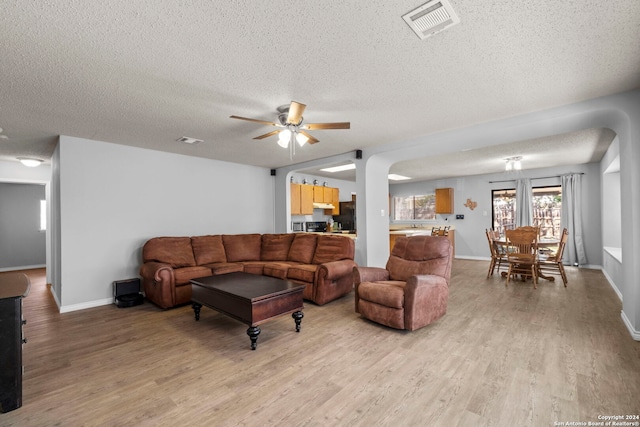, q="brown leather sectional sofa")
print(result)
[139,233,356,309]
